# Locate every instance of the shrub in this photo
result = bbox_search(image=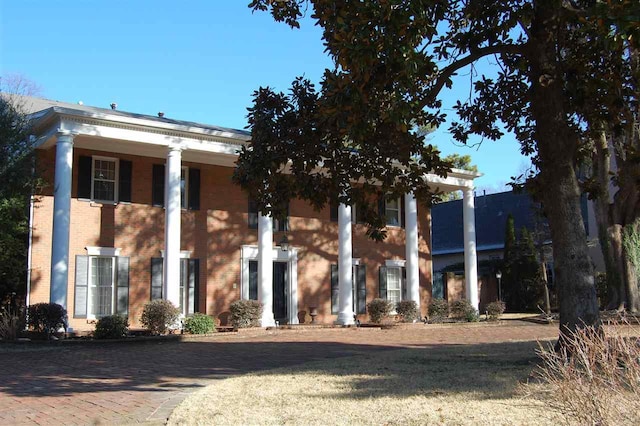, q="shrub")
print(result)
[530,321,640,425]
[450,299,477,322]
[230,300,263,328]
[485,301,506,321]
[428,298,449,323]
[396,300,419,322]
[367,298,393,324]
[140,300,180,335]
[184,313,215,334]
[27,303,67,334]
[0,305,25,340]
[93,315,129,339]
